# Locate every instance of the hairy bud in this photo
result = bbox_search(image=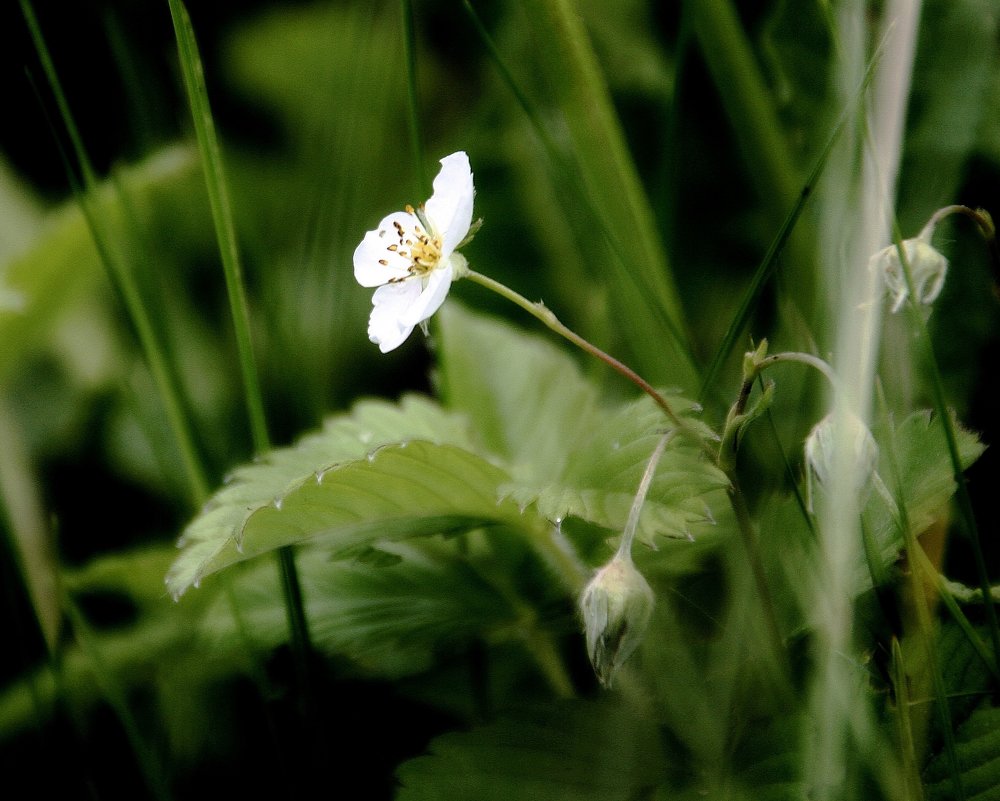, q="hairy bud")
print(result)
[870,234,948,314]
